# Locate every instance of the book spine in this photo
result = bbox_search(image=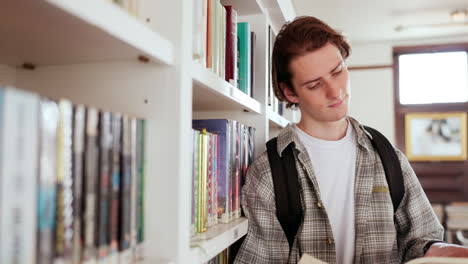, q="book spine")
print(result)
[206,0,213,69]
[0,88,39,263]
[199,129,209,232]
[135,119,145,259]
[250,31,256,97]
[229,120,236,220]
[109,113,122,263]
[193,130,200,234]
[130,118,138,258]
[219,2,226,79]
[213,134,219,225]
[237,22,251,95]
[55,99,74,264]
[119,116,132,263]
[82,107,99,264]
[224,6,237,85]
[72,105,86,264]
[97,112,112,263]
[196,131,204,232]
[207,132,213,227]
[37,99,59,264]
[212,0,219,75]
